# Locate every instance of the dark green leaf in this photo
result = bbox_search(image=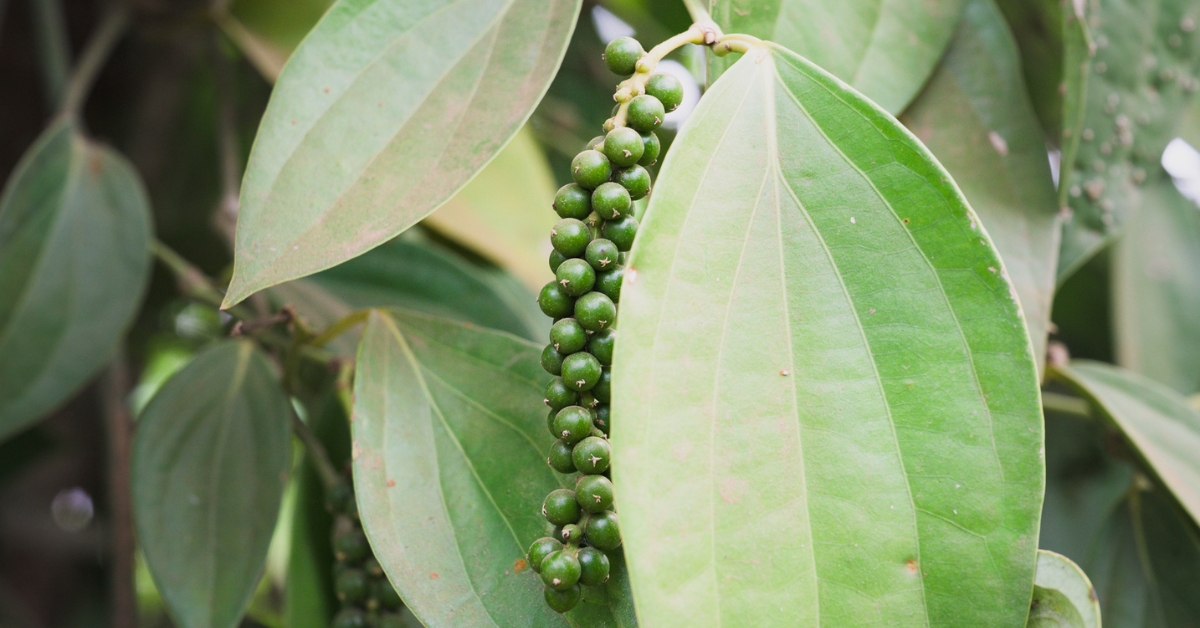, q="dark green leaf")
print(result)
[1053,360,1200,527]
[1113,173,1200,394]
[1026,550,1101,627]
[224,0,583,305]
[351,309,627,627]
[902,0,1061,375]
[1057,0,1200,279]
[132,340,292,628]
[709,0,967,113]
[0,121,152,442]
[613,44,1044,625]
[995,0,1065,139]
